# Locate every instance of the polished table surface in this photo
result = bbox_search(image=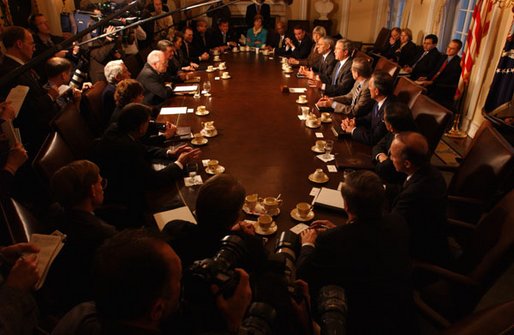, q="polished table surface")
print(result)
[155,51,372,245]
